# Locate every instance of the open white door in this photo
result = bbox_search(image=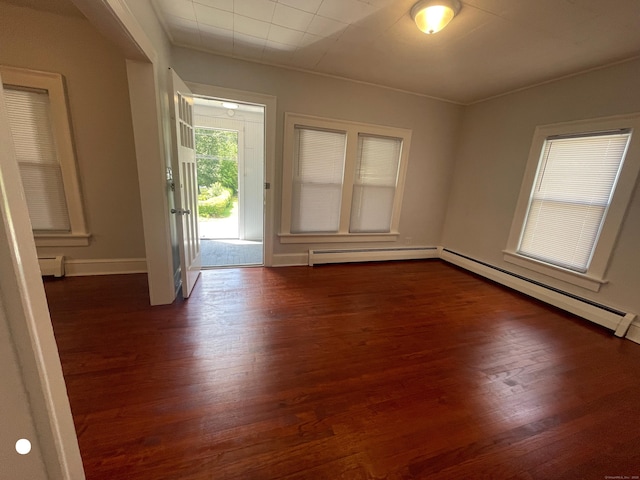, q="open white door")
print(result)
[169,68,201,298]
